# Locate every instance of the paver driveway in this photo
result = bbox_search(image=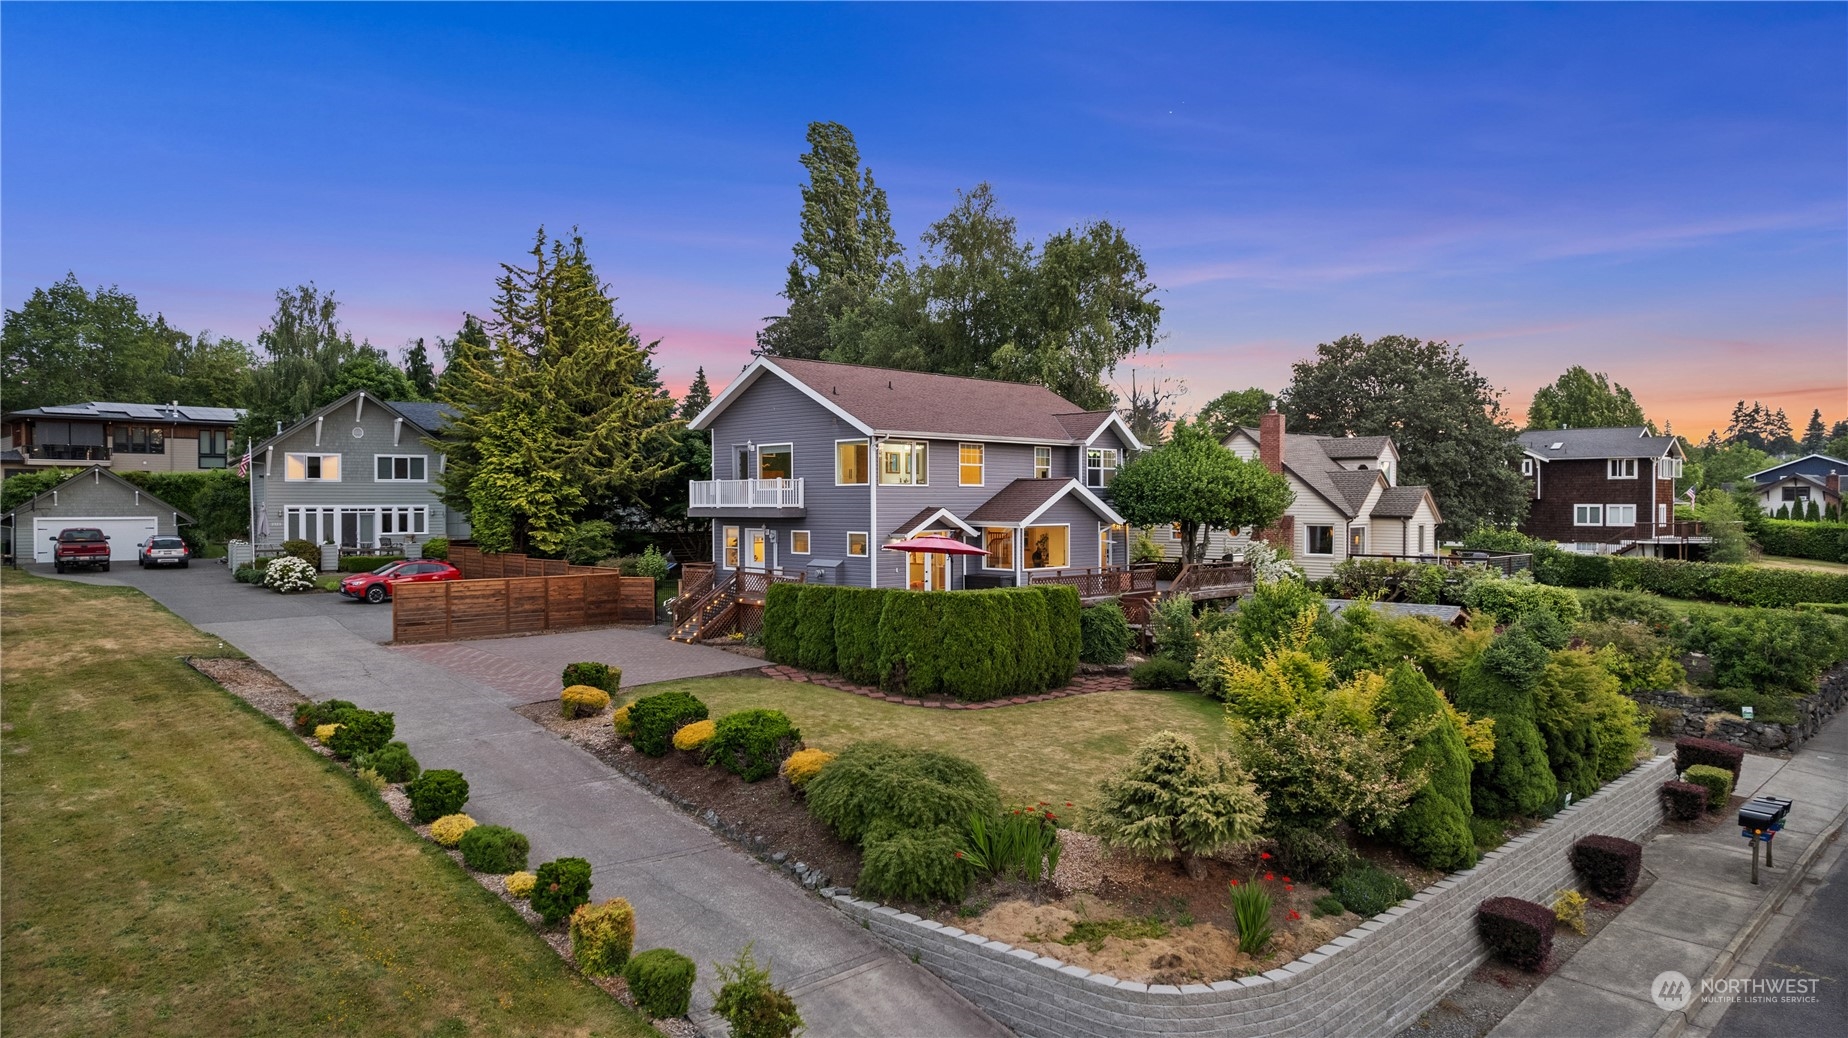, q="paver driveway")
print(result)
[35,562,1007,1037]
[394,626,760,704]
